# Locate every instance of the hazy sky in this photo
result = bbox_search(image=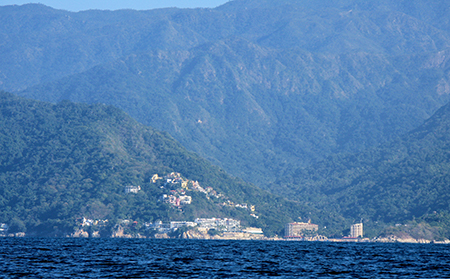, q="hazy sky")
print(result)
[0,0,231,11]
